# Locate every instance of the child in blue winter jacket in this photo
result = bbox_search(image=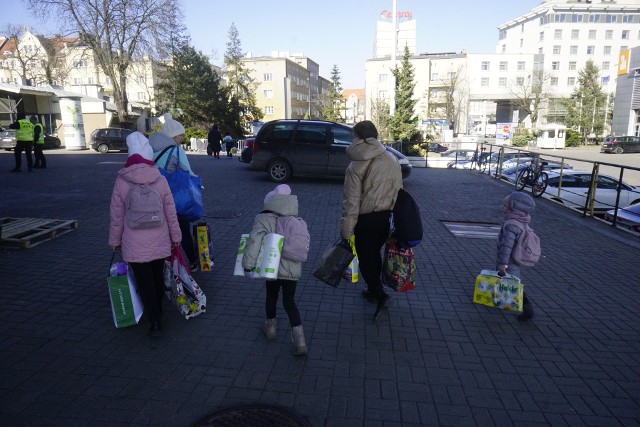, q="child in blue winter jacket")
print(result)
[497,191,536,321]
